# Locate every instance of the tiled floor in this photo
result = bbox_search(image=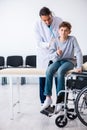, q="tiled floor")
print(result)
[0,83,87,130]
